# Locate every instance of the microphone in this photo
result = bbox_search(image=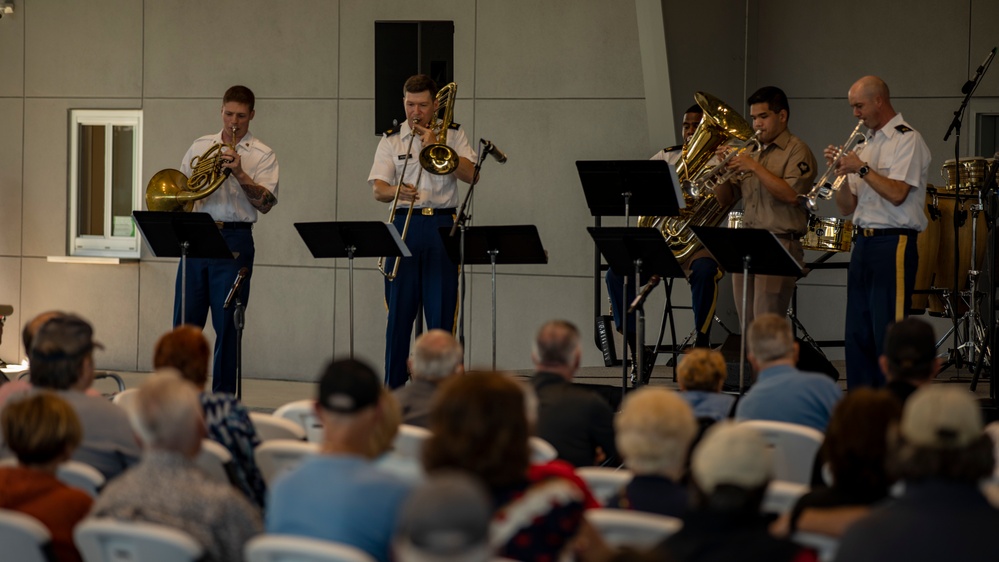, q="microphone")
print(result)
[962,47,996,94]
[627,275,661,314]
[223,267,249,310]
[482,139,508,164]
